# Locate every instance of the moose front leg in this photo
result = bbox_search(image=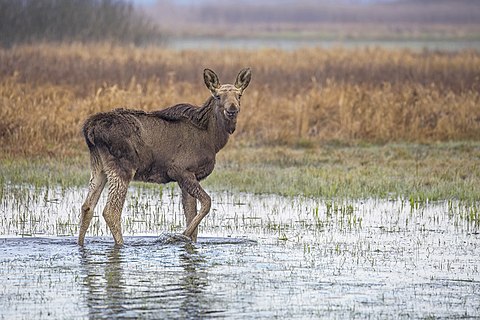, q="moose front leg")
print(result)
[173,172,211,241]
[182,185,211,240]
[181,189,199,241]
